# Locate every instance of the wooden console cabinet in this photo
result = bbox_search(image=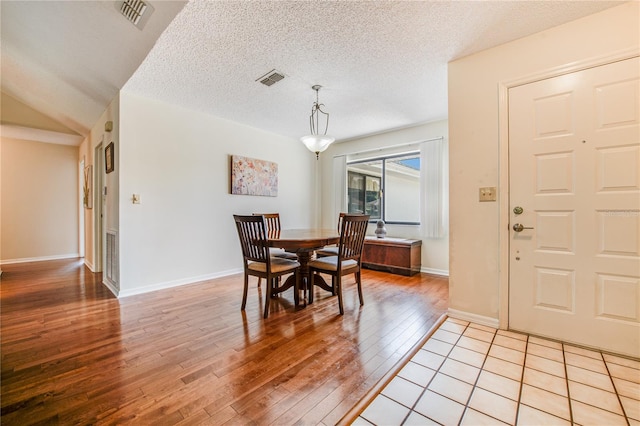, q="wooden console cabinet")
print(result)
[362,236,422,276]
